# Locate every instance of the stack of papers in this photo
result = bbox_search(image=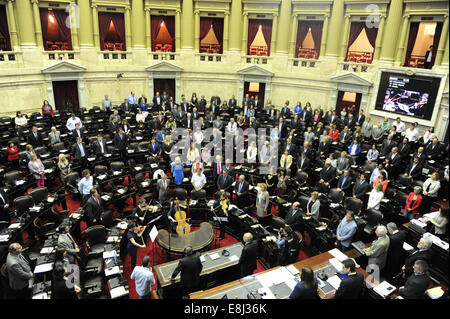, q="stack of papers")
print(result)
[97,174,107,180]
[110,286,127,299]
[411,219,427,228]
[40,247,54,254]
[329,258,343,272]
[101,195,111,201]
[328,248,348,262]
[0,235,10,242]
[426,286,445,299]
[326,275,342,289]
[373,281,396,298]
[200,256,206,263]
[228,255,239,262]
[209,253,220,260]
[286,265,299,276]
[71,213,81,219]
[105,266,120,277]
[8,223,21,229]
[107,236,119,243]
[32,292,49,299]
[103,251,115,259]
[113,171,121,176]
[402,242,414,251]
[34,263,53,274]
